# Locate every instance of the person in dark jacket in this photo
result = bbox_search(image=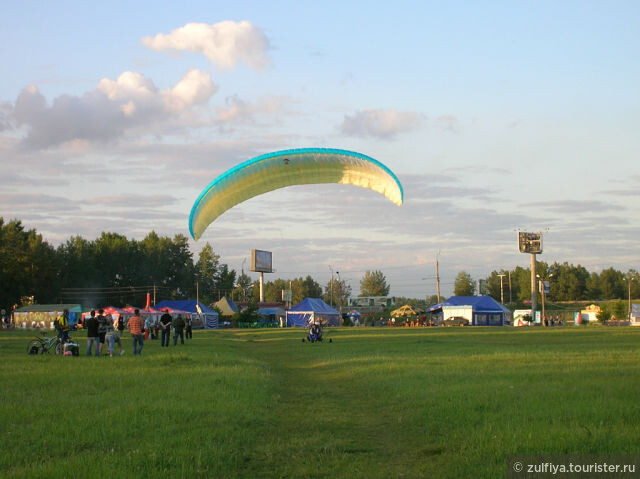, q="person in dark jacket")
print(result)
[172,315,185,345]
[159,310,172,347]
[185,316,192,340]
[85,311,100,357]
